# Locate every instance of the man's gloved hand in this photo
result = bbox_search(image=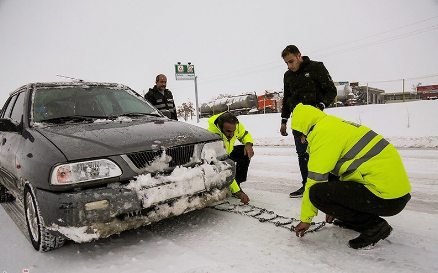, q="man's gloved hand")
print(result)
[317,102,325,111]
